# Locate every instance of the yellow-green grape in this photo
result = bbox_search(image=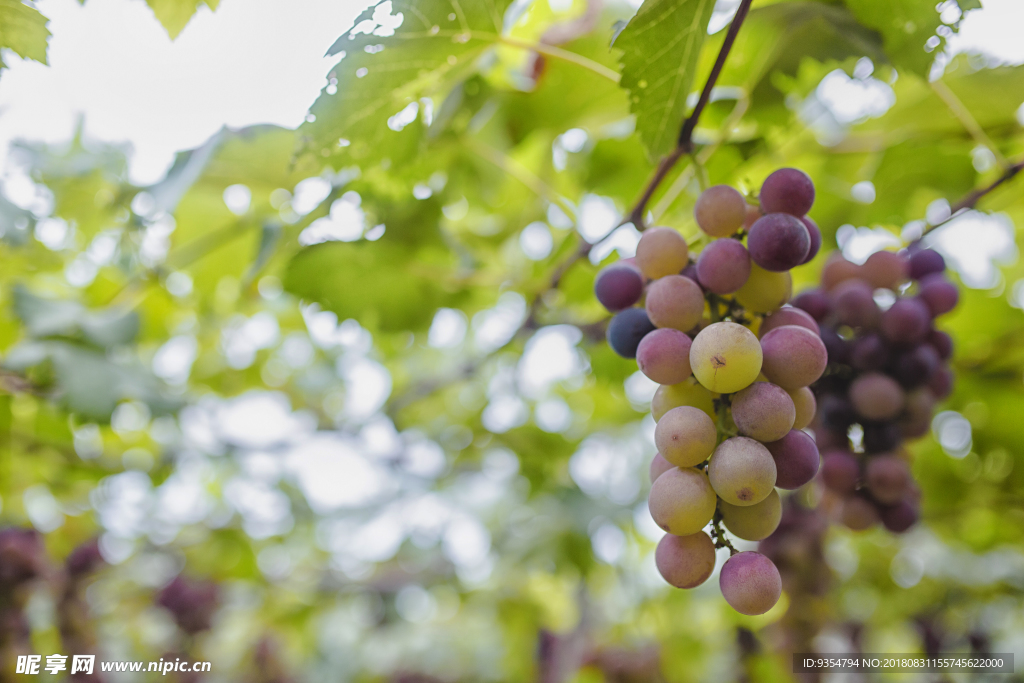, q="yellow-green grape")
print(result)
[735,263,792,314]
[651,378,715,421]
[689,322,763,394]
[720,489,782,541]
[694,185,748,238]
[788,387,816,430]
[648,467,717,536]
[708,436,777,506]
[654,406,717,467]
[635,227,689,279]
[655,532,716,589]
